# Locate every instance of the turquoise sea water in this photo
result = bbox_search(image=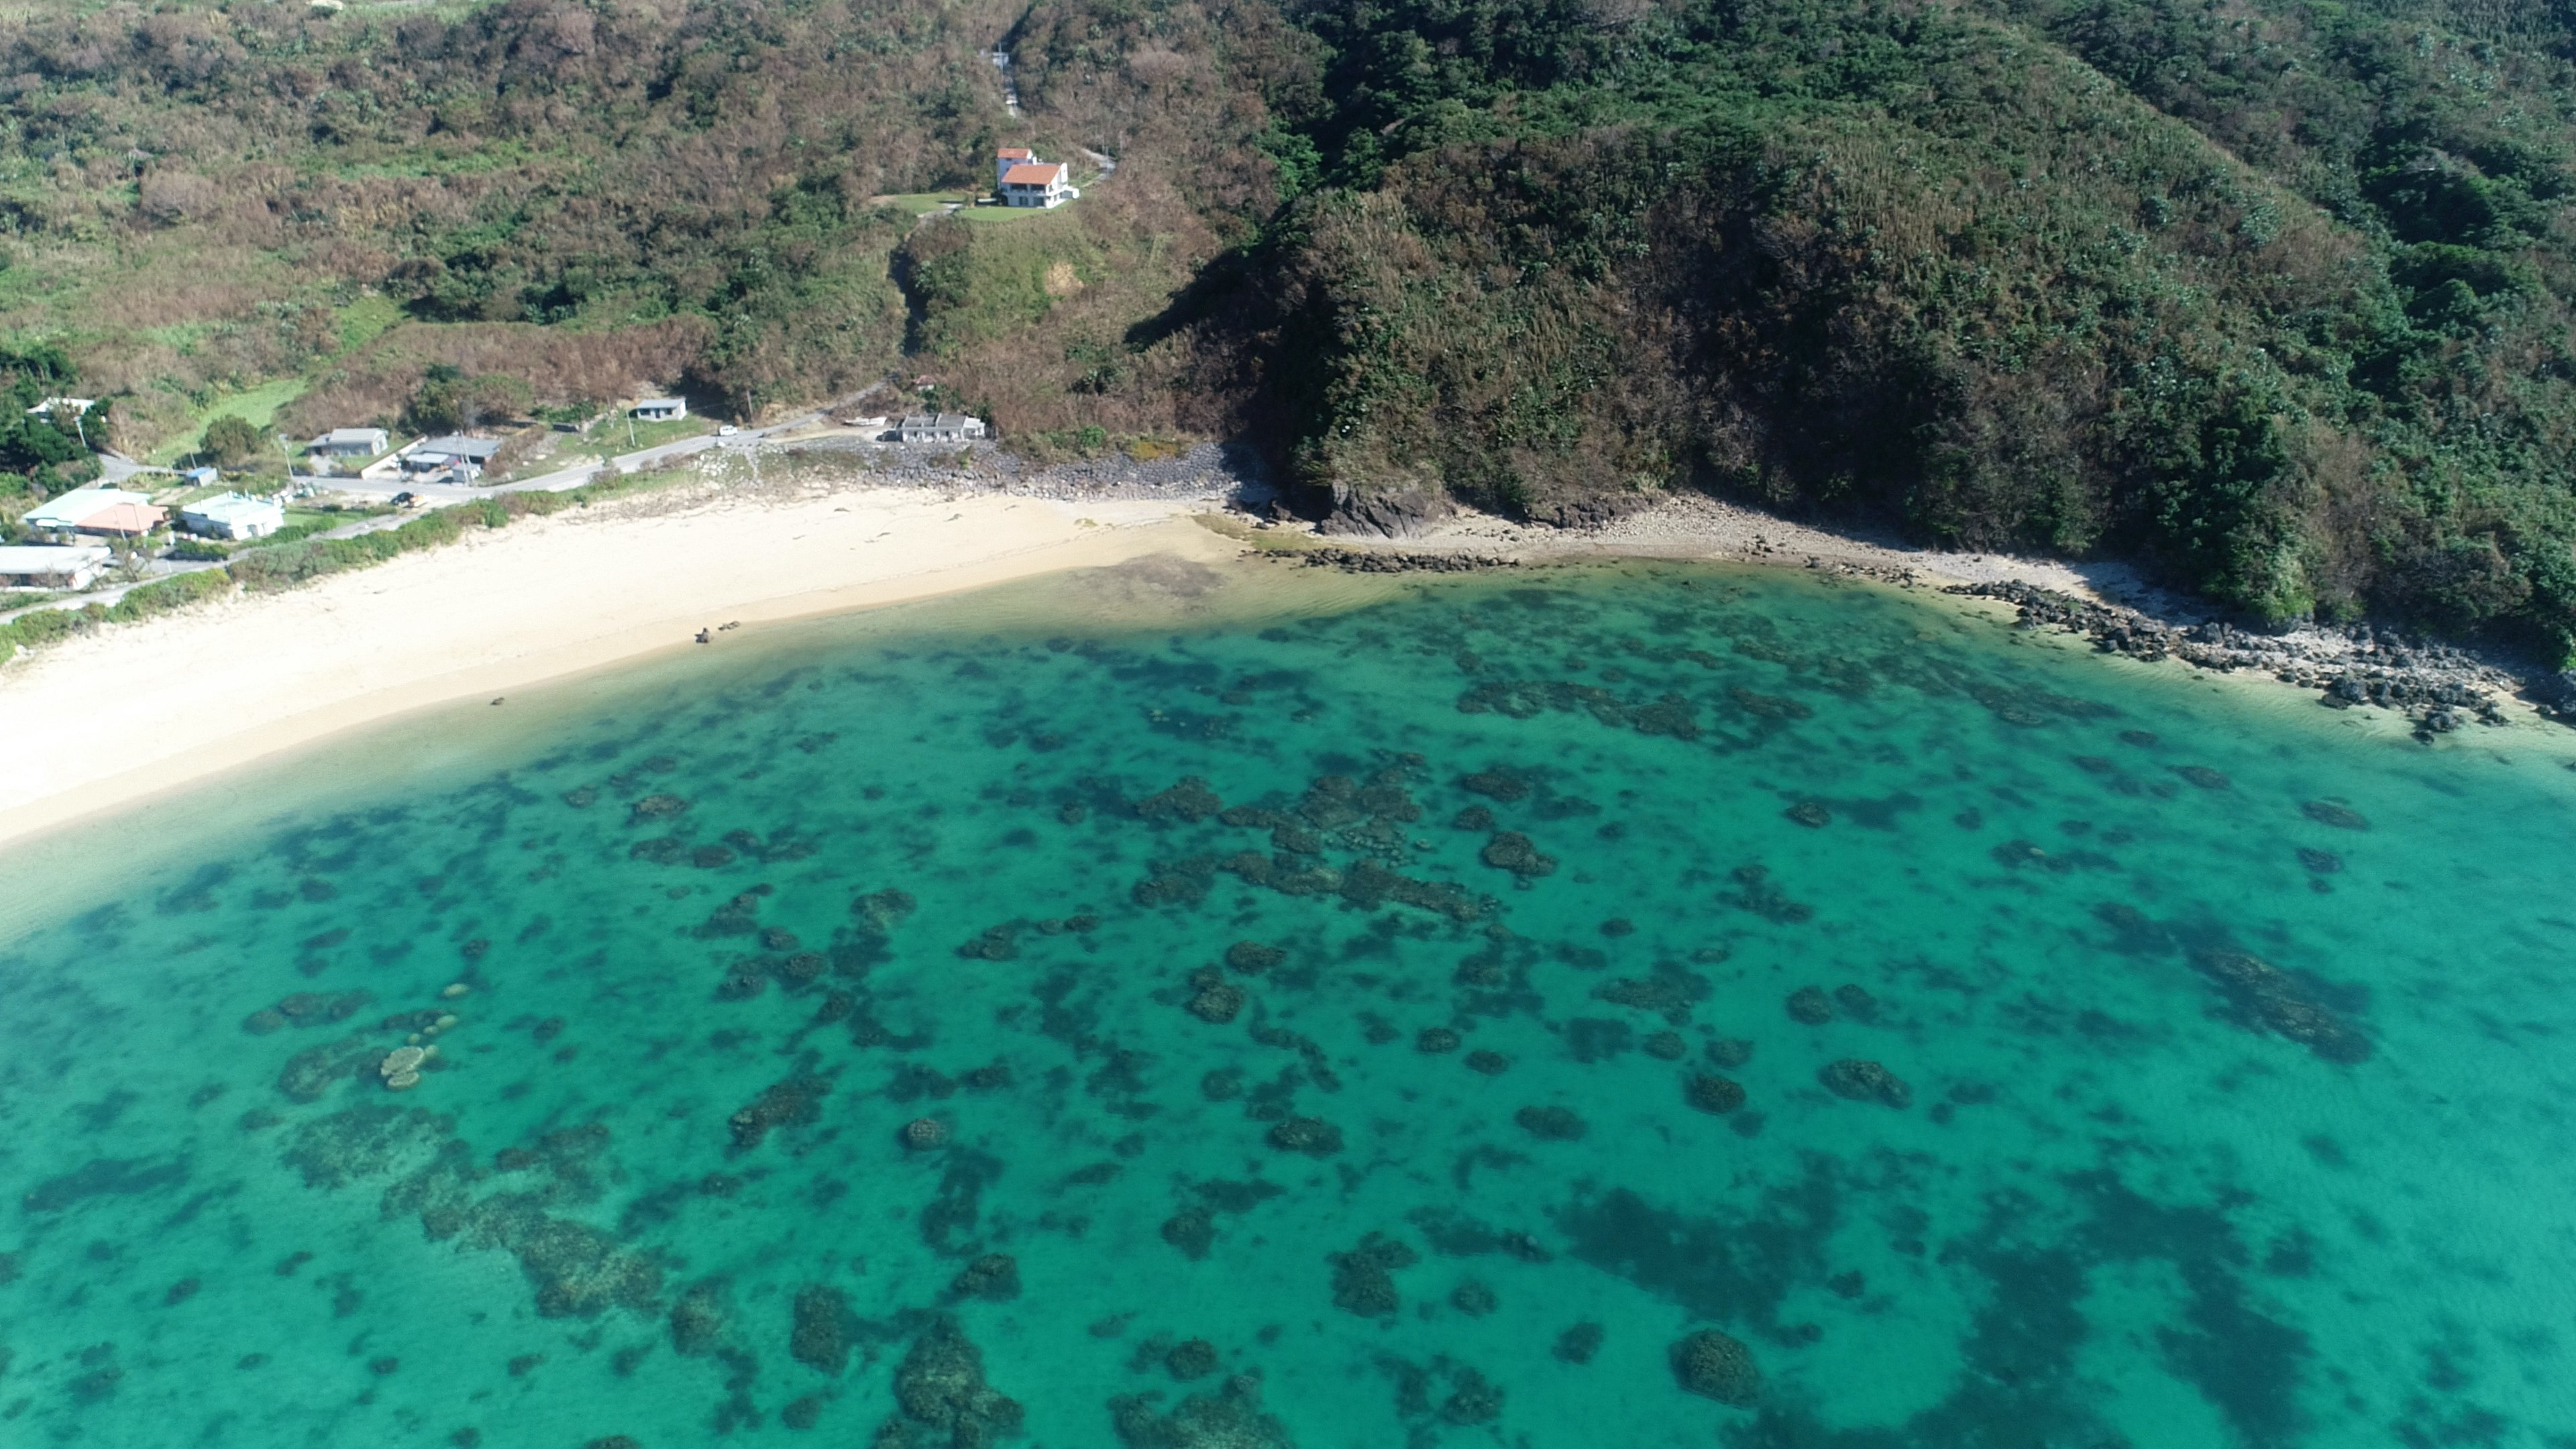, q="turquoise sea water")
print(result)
[4,555,2575,1449]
